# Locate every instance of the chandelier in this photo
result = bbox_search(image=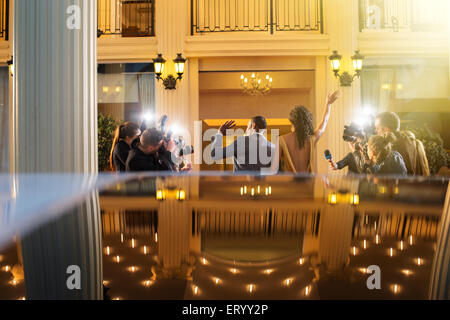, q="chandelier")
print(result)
[240,73,273,96]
